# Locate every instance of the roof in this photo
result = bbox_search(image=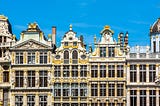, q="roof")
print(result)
[150,18,160,34]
